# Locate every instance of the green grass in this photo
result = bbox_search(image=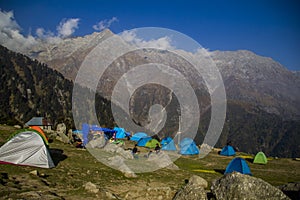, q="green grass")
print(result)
[0,125,299,199]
